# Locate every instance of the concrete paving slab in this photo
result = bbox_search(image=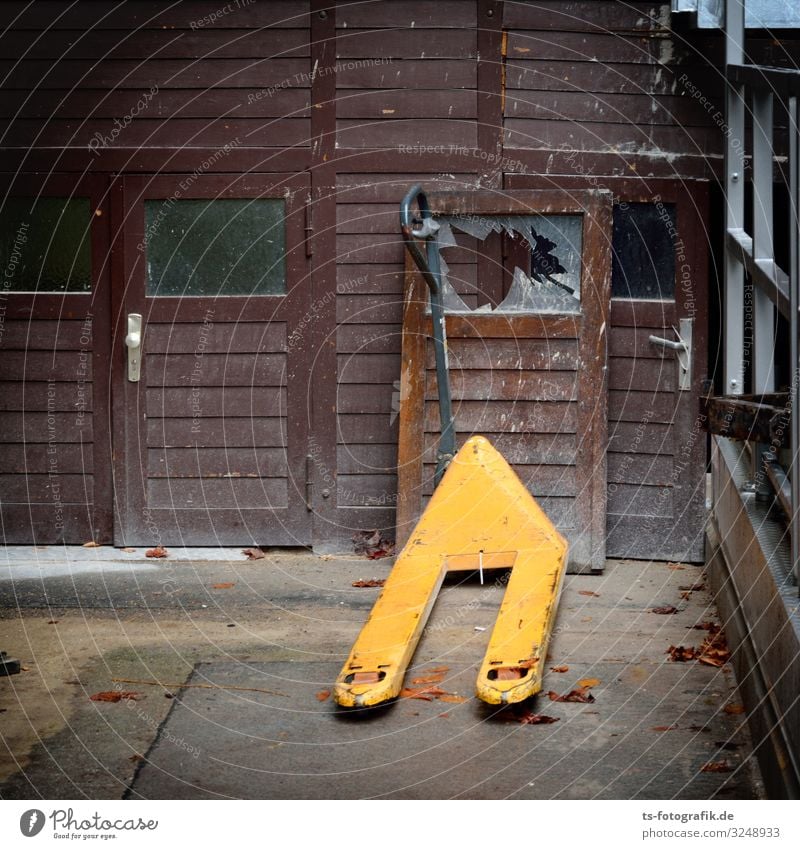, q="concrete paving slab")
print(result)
[128,660,758,800]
